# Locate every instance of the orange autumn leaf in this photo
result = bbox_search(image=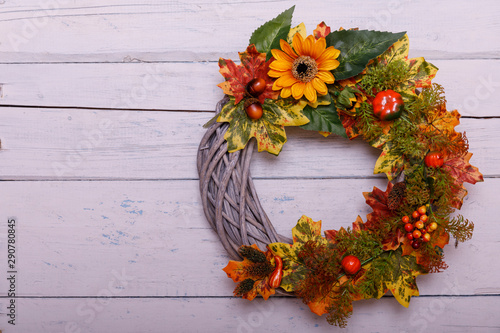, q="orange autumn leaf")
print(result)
[222,244,277,300]
[218,44,278,105]
[313,21,331,39]
[442,152,483,209]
